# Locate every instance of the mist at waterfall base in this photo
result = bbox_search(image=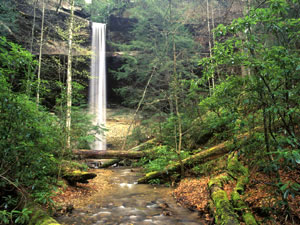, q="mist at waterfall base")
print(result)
[89,23,107,151]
